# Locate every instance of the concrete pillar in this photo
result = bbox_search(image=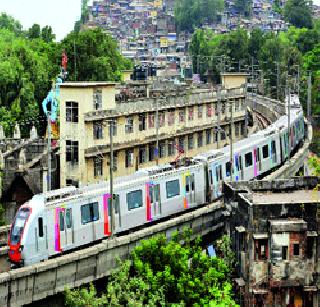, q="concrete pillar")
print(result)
[0,125,5,139]
[13,124,21,139]
[30,125,38,139]
[18,148,26,171]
